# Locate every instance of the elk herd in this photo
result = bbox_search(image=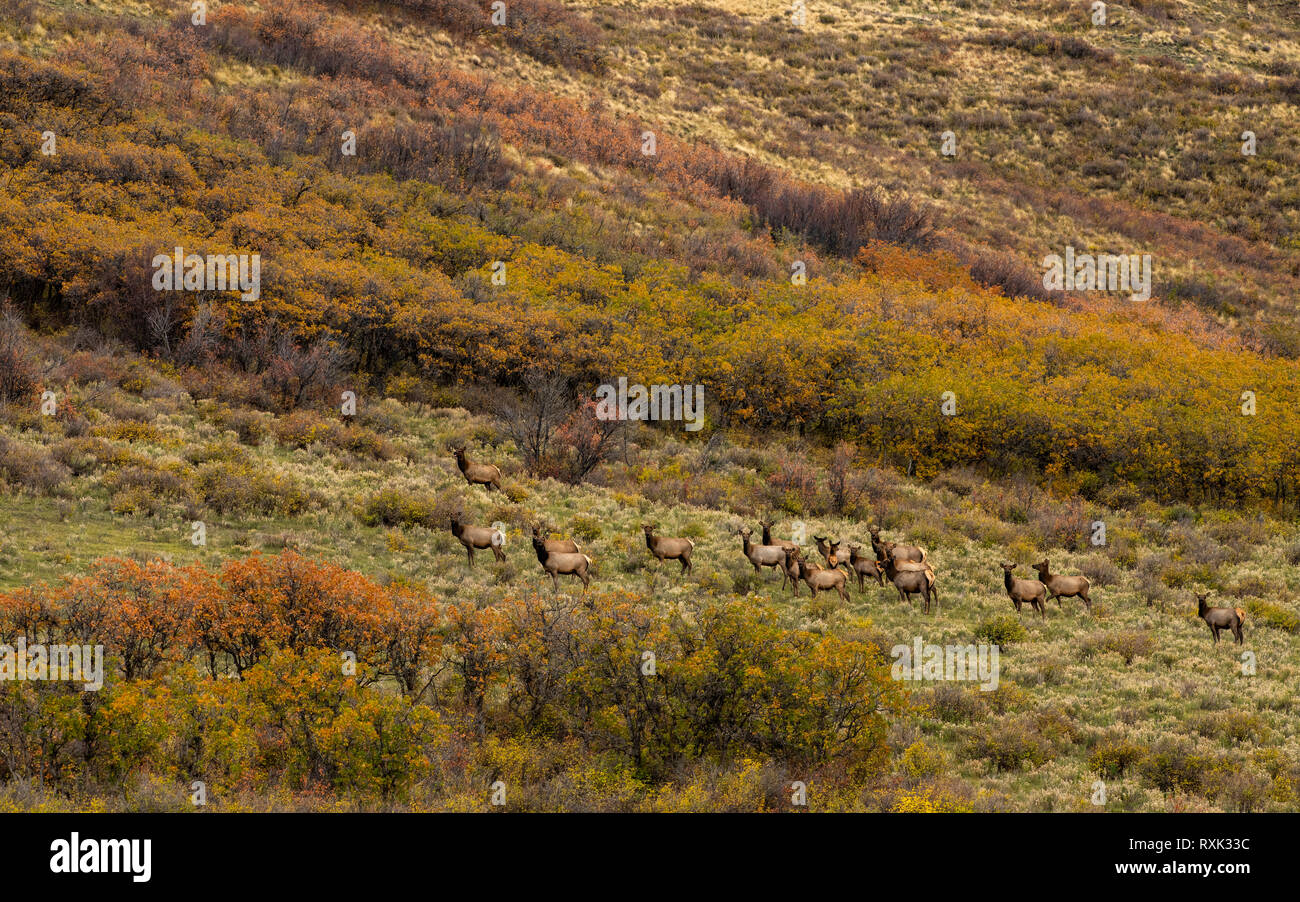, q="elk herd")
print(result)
[446,447,1246,645]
